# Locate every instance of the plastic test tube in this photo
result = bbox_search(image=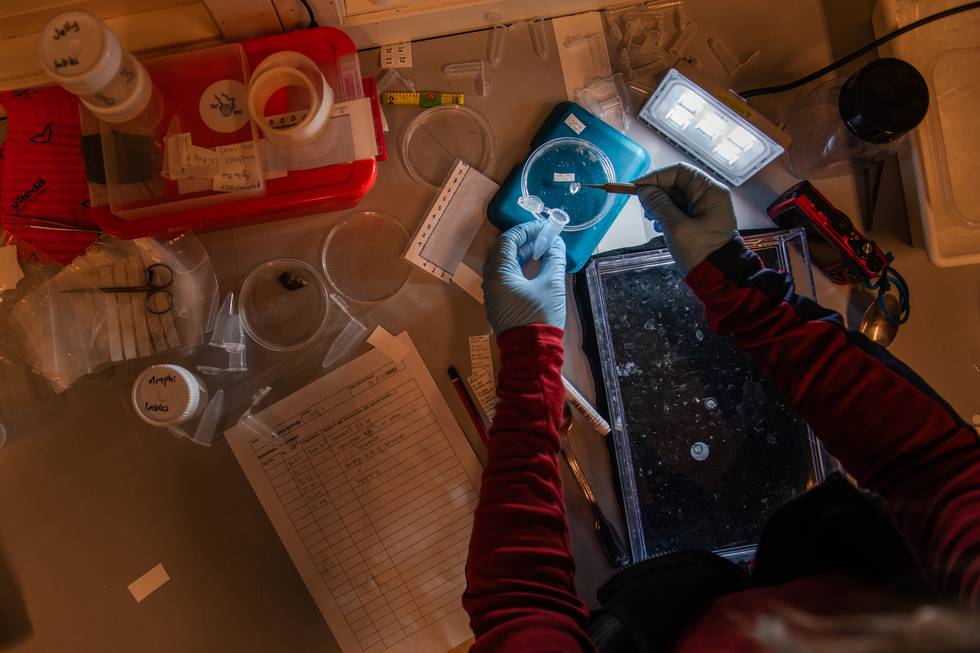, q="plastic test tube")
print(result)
[667,21,697,57]
[443,60,489,96]
[530,17,550,59]
[532,208,570,260]
[486,23,507,66]
[37,10,155,124]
